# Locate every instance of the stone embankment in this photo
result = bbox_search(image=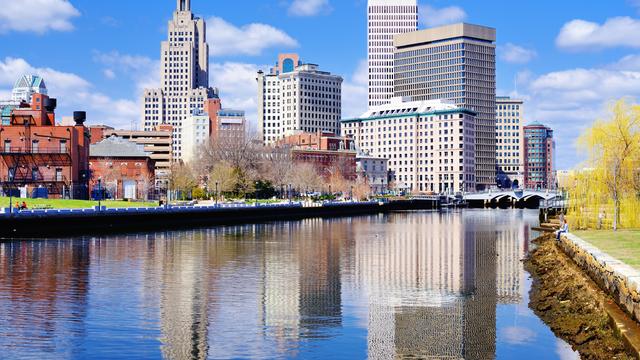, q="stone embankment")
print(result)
[558,233,640,325]
[526,234,636,359]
